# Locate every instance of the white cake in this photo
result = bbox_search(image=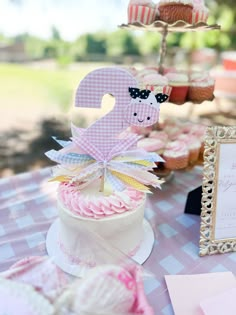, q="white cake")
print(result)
[57,181,146,266]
